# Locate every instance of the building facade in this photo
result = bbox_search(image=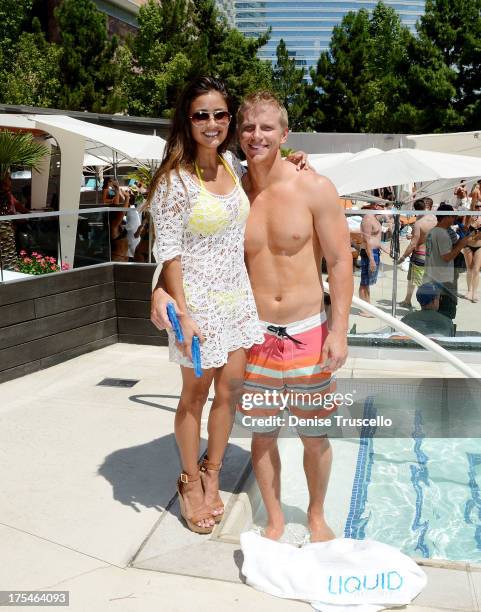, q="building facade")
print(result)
[93,1,236,35]
[215,0,237,26]
[93,0,147,38]
[235,1,425,74]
